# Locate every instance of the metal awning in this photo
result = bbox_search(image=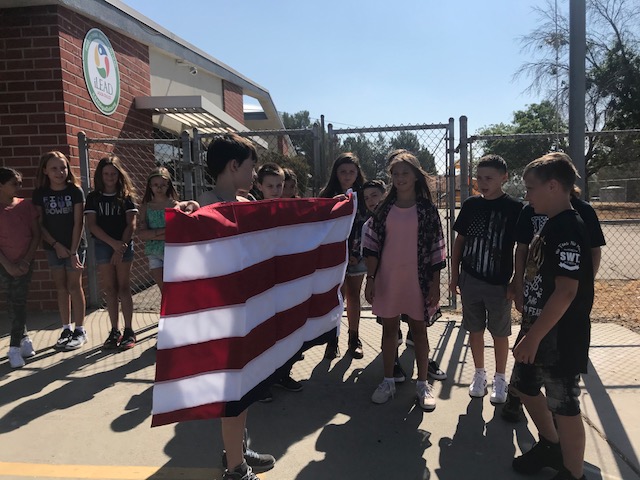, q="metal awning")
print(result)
[135,95,246,135]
